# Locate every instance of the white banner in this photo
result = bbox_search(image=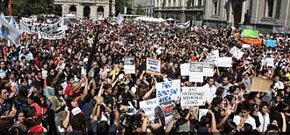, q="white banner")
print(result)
[189,62,203,82]
[181,87,208,106]
[124,56,135,74]
[218,57,232,67]
[156,80,181,103]
[38,30,65,40]
[20,18,63,33]
[139,98,159,121]
[146,58,161,75]
[180,63,190,76]
[230,47,244,60]
[266,57,274,67]
[203,62,214,77]
[206,50,219,65]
